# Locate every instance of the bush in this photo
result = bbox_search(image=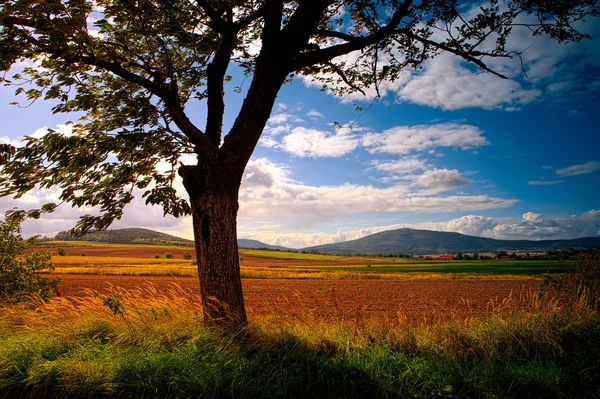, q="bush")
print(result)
[57,247,66,256]
[0,211,60,303]
[163,252,173,259]
[152,254,160,259]
[183,252,192,260]
[80,252,86,257]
